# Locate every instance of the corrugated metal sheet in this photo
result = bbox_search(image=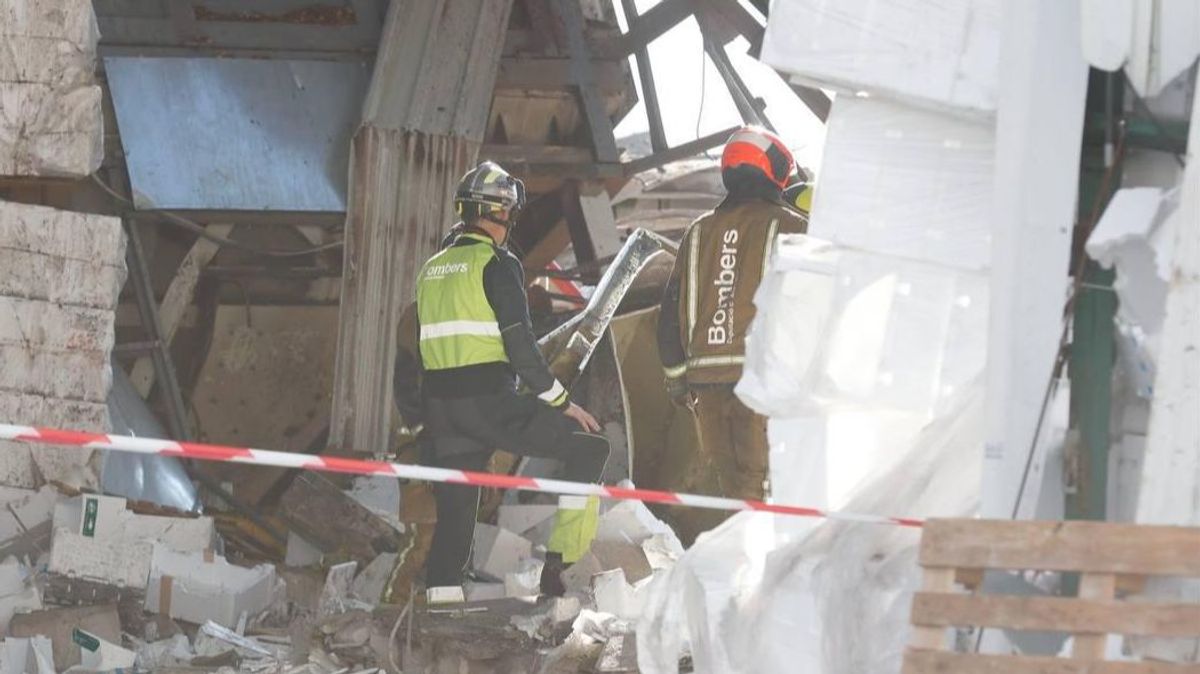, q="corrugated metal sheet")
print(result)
[327,128,476,453]
[327,0,513,454]
[362,0,512,136]
[104,56,369,211]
